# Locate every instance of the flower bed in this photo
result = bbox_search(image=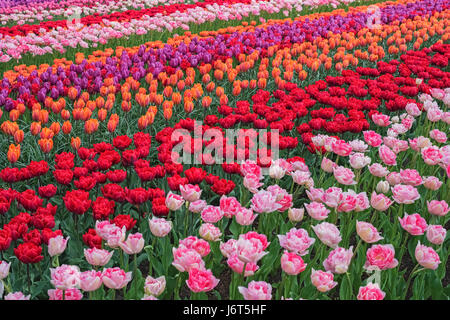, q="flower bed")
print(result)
[0,0,448,301]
